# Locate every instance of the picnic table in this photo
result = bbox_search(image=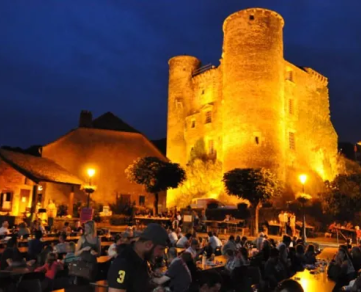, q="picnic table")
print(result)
[196,255,227,270]
[203,220,244,234]
[293,247,336,291]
